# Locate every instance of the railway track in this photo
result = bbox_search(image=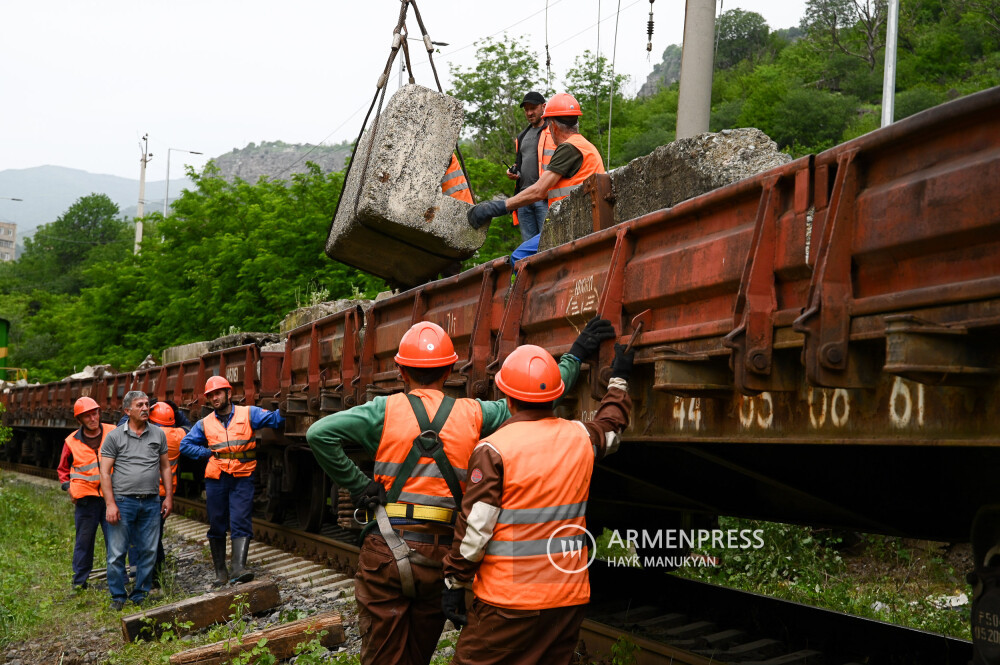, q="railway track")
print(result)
[0,461,974,664]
